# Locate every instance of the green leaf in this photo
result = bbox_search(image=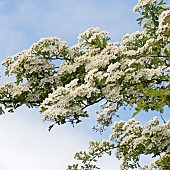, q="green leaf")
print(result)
[8,109,14,113]
[40,106,48,113]
[48,123,55,131]
[133,101,145,117]
[0,107,5,115]
[132,109,140,117]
